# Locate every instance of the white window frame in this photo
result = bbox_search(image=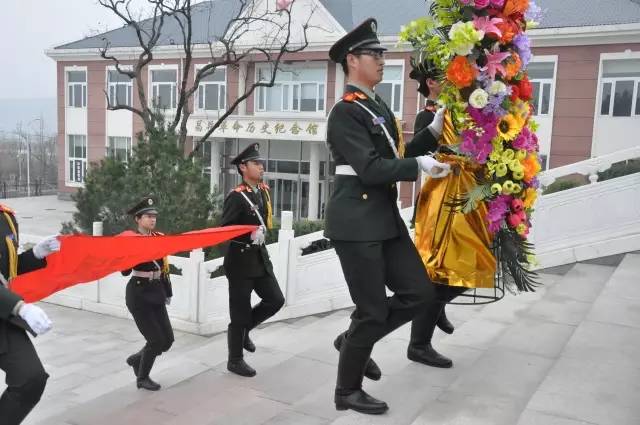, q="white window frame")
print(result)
[592,51,640,155]
[106,66,133,108]
[66,134,87,186]
[194,64,227,113]
[376,59,405,118]
[599,78,640,117]
[65,66,87,109]
[527,58,558,118]
[148,64,178,112]
[106,136,132,163]
[254,63,327,116]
